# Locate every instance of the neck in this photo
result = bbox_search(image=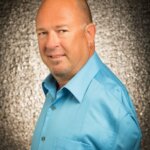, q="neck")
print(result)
[54,76,70,89]
[57,82,65,89]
